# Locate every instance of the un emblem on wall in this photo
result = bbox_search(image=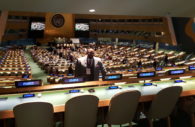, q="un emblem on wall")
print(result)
[51,14,65,28]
